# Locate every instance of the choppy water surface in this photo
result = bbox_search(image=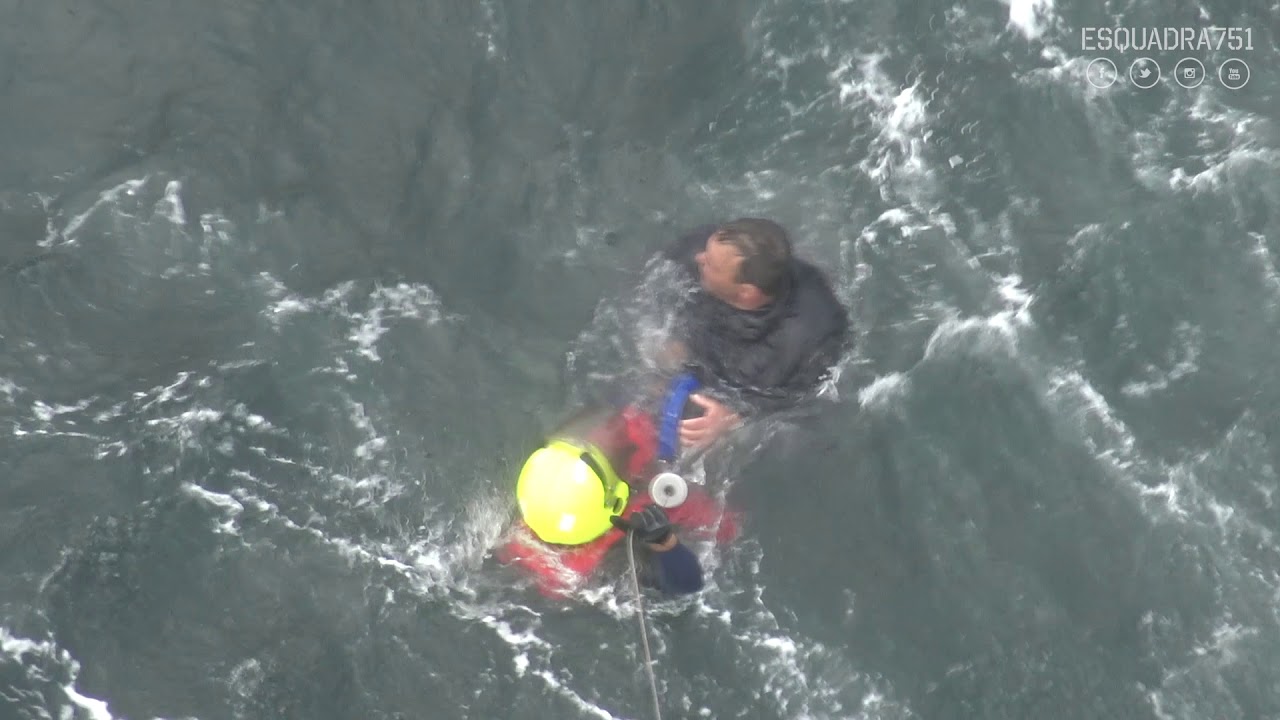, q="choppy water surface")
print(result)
[2,1,1278,718]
